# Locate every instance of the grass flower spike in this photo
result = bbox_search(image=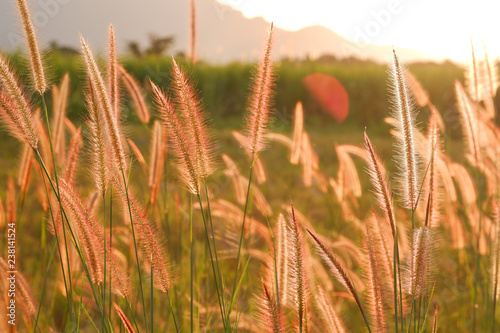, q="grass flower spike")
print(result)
[244,23,275,155]
[81,35,127,172]
[390,50,419,210]
[15,0,47,93]
[171,58,215,179]
[0,54,38,149]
